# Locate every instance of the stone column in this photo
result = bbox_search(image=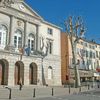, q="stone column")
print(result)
[36,25,39,51]
[37,60,43,85]
[8,60,15,86]
[24,62,29,85]
[9,15,15,46]
[5,15,15,51]
[24,21,28,47]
